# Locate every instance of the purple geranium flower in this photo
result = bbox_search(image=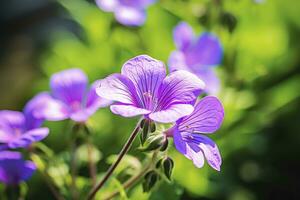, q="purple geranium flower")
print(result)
[37,68,111,123]
[96,0,155,26]
[165,96,224,171]
[0,151,36,185]
[0,95,50,149]
[96,55,205,123]
[168,22,223,94]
